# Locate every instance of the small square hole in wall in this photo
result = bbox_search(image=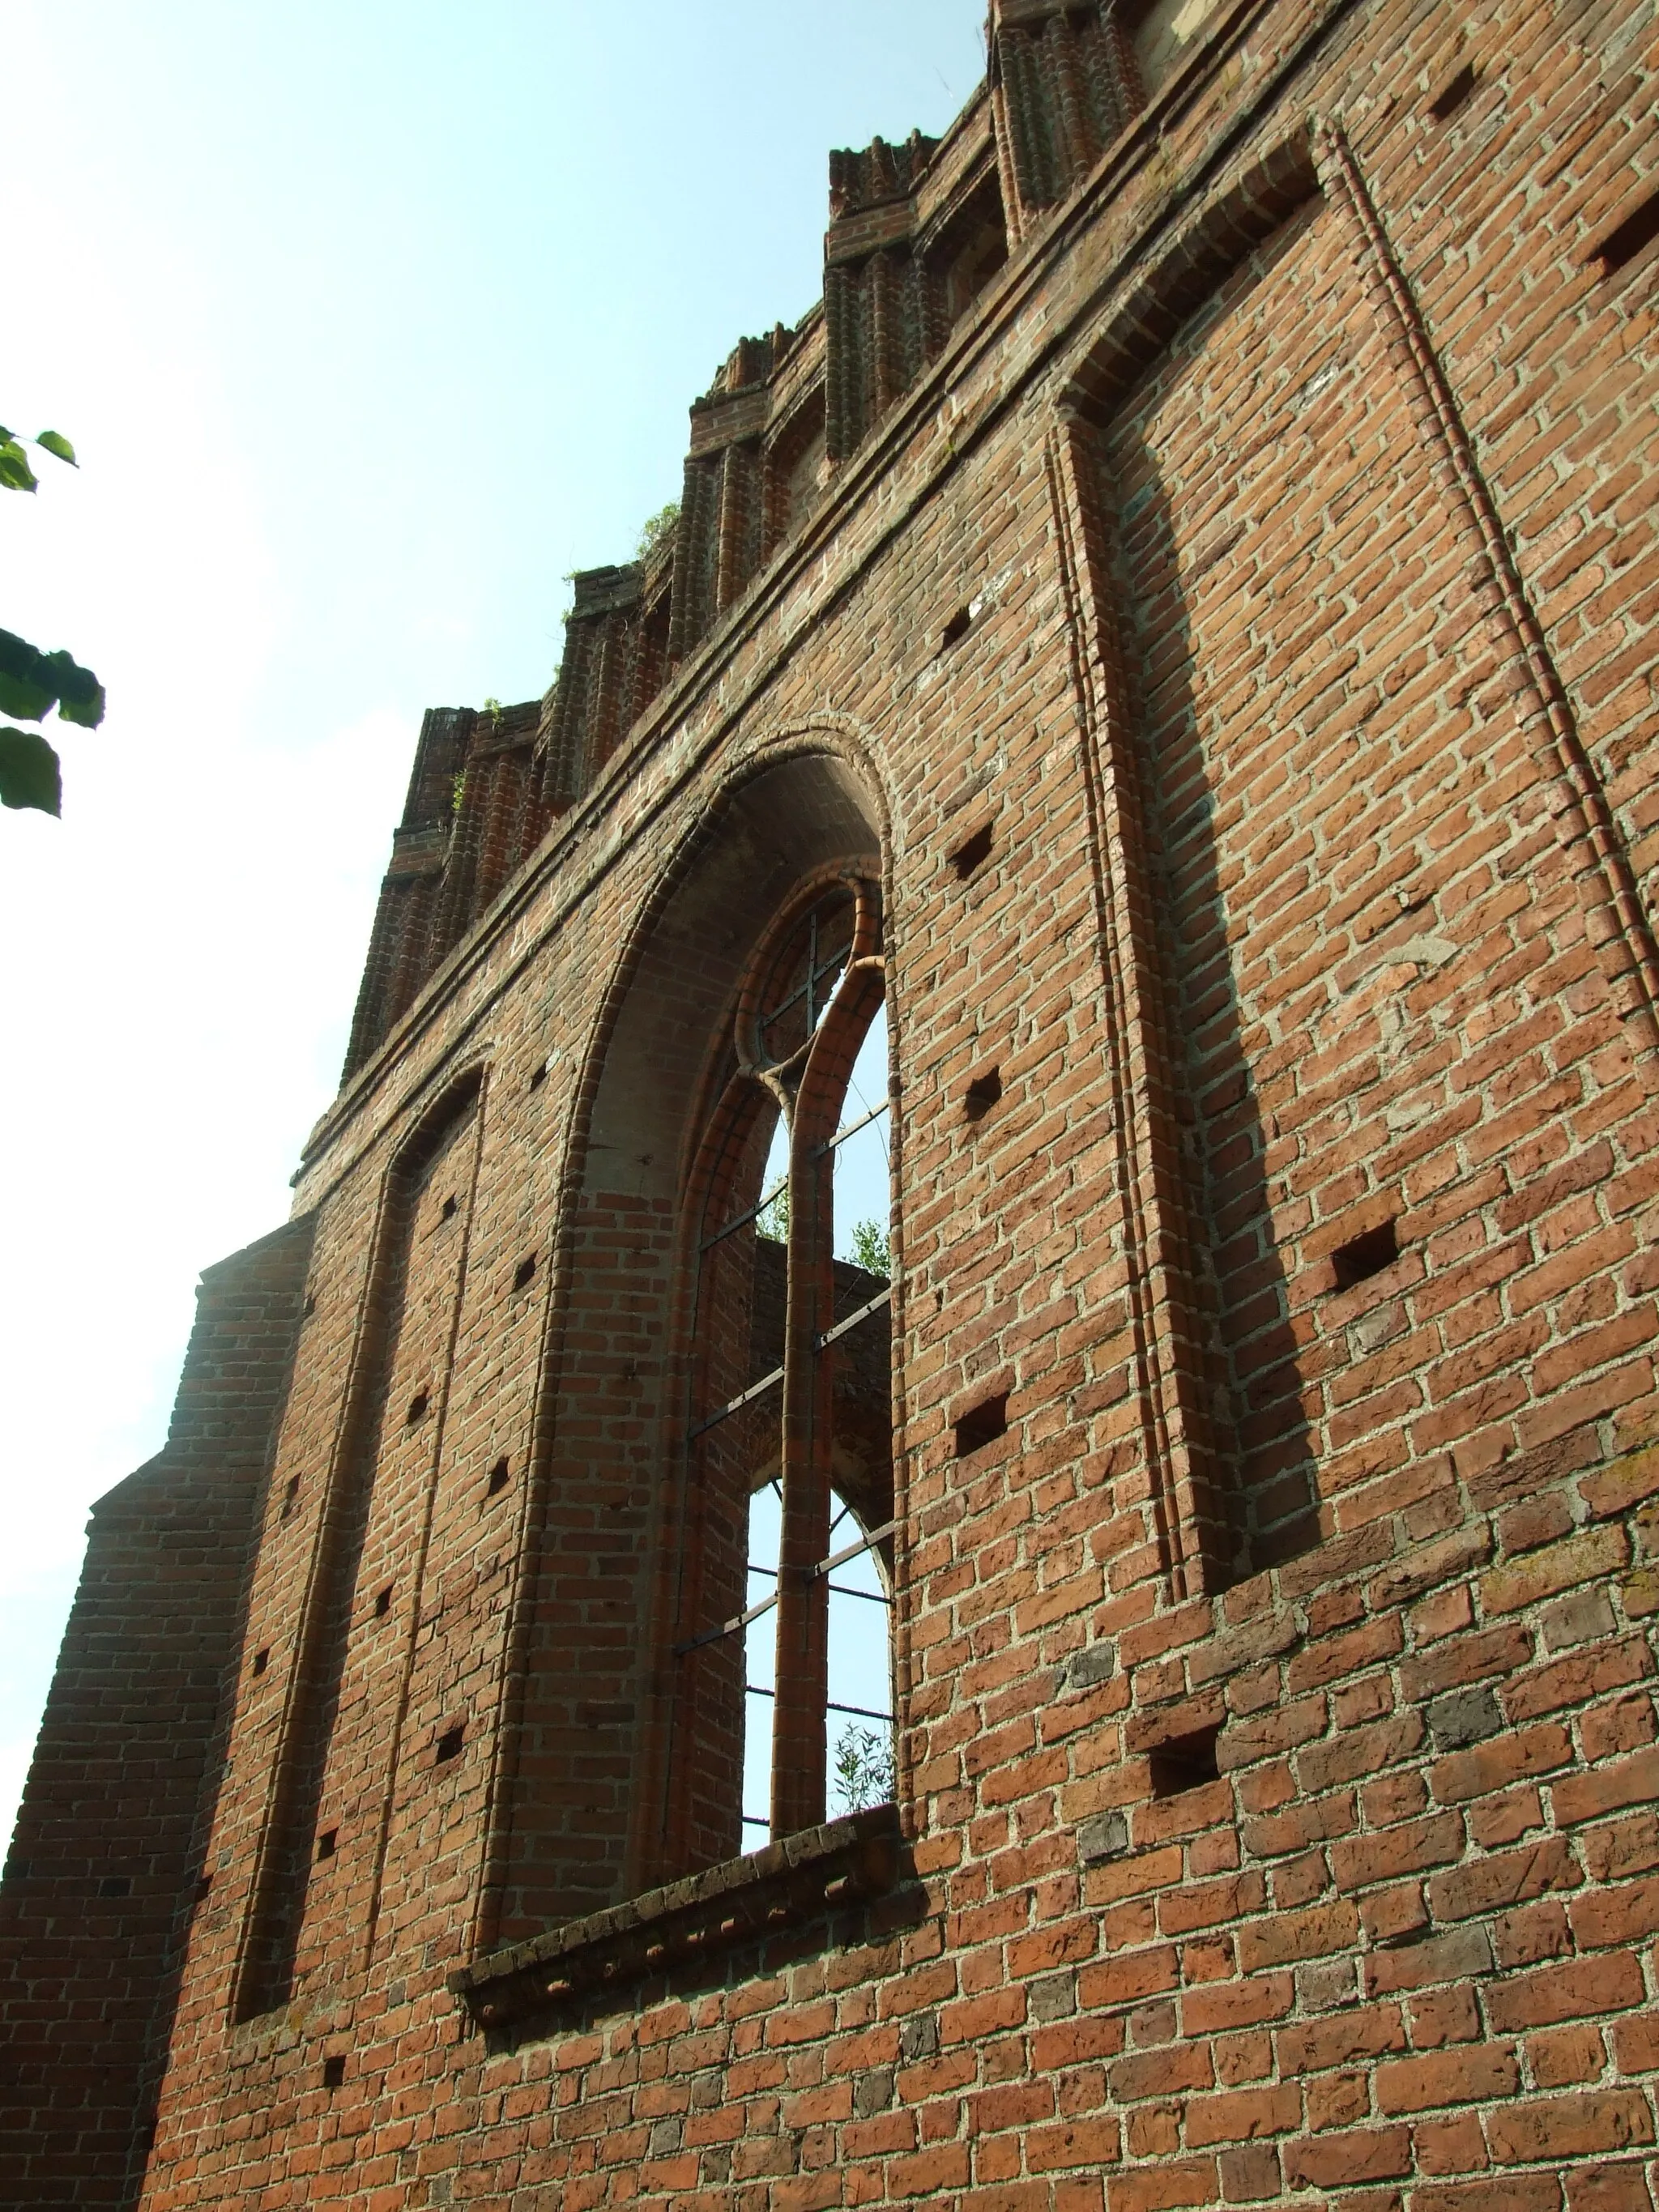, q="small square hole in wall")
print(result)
[1331,1219,1399,1291]
[373,1586,393,1618]
[951,822,994,881]
[964,1068,1002,1123]
[513,1254,537,1292]
[955,1392,1009,1458]
[939,604,974,653]
[194,1874,213,1905]
[322,2056,346,2091]
[99,1874,132,1898]
[486,1458,510,1498]
[1428,60,1477,120]
[1595,184,1659,278]
[280,1476,301,1521]
[529,1059,549,1091]
[441,1195,458,1221]
[316,1829,337,1861]
[406,1388,431,1426]
[252,1648,270,1677]
[1149,1726,1222,1798]
[302,1293,317,1319]
[435,1725,466,1764]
